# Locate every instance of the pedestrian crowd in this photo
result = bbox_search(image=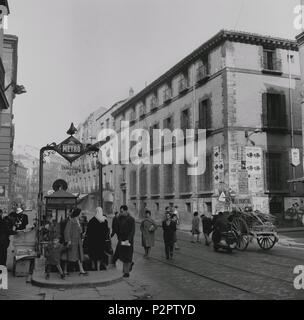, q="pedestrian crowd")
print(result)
[0,201,229,281]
